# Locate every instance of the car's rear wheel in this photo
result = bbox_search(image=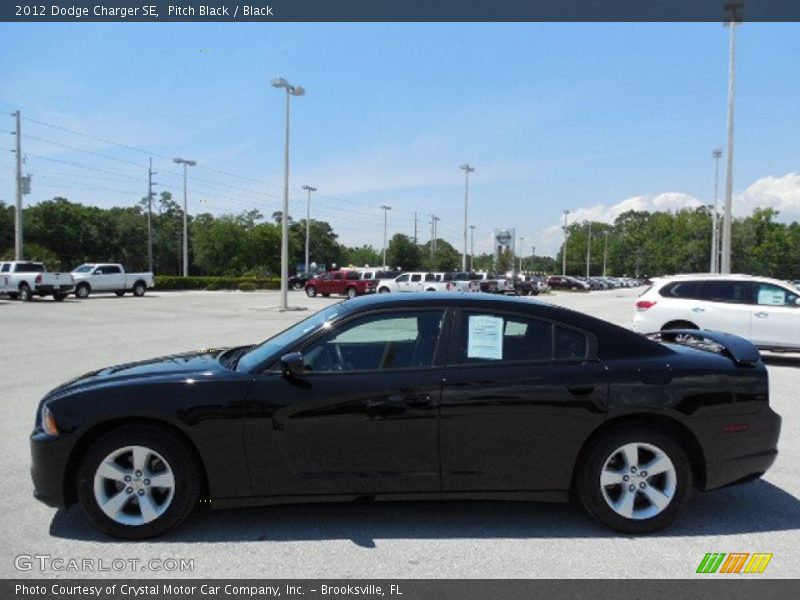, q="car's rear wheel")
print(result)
[77,425,201,539]
[75,283,90,299]
[292,281,304,291]
[53,292,67,302]
[661,320,698,331]
[378,286,390,294]
[576,427,691,534]
[132,282,146,297]
[19,283,33,301]
[306,285,317,297]
[345,286,358,299]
